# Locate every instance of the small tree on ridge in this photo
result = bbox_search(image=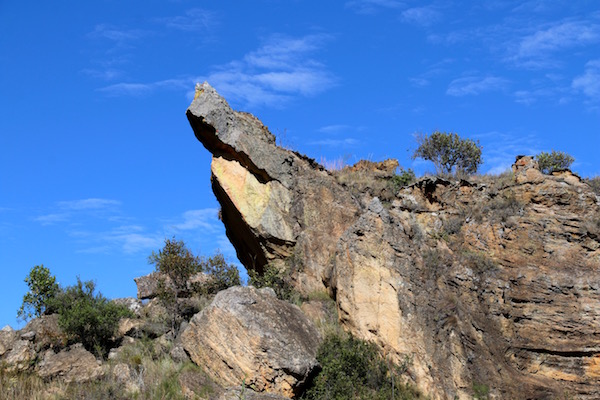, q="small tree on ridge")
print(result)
[412,131,482,176]
[17,264,59,321]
